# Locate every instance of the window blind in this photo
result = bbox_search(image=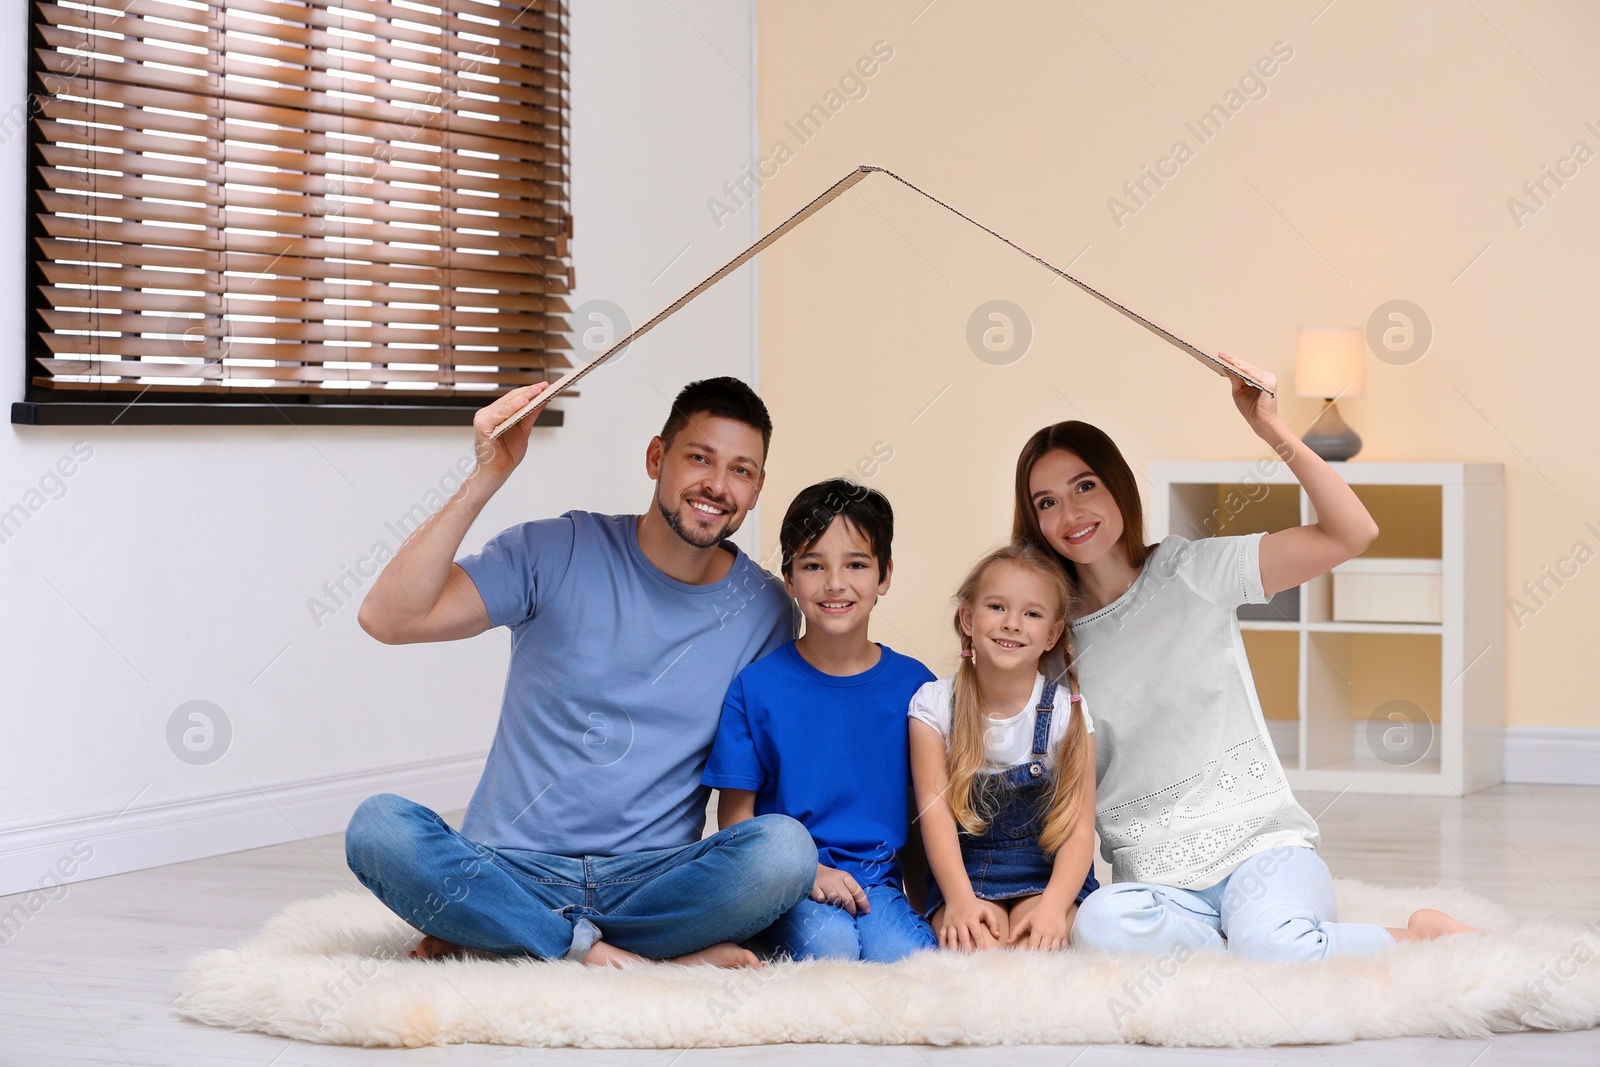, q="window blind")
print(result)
[27,0,571,409]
